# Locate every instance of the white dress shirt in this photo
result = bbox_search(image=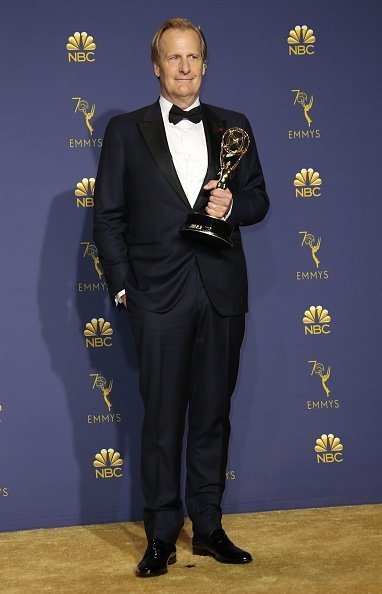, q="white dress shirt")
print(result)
[159,95,208,207]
